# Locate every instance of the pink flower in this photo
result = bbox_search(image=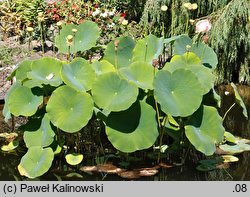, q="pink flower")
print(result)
[195,19,212,33]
